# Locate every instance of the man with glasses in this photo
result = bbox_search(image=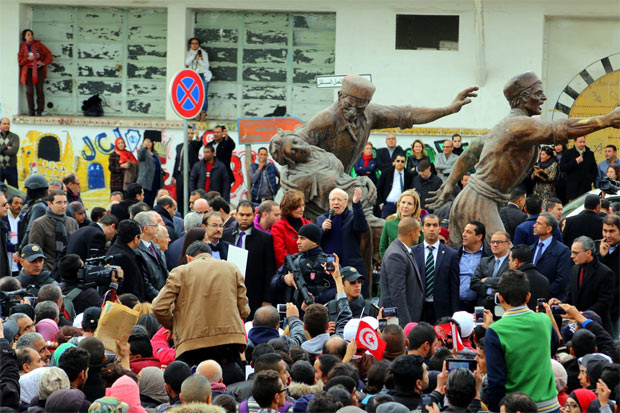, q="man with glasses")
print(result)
[317,187,369,293]
[550,236,614,332]
[471,231,511,310]
[376,154,414,218]
[134,211,168,301]
[202,212,229,260]
[251,370,288,413]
